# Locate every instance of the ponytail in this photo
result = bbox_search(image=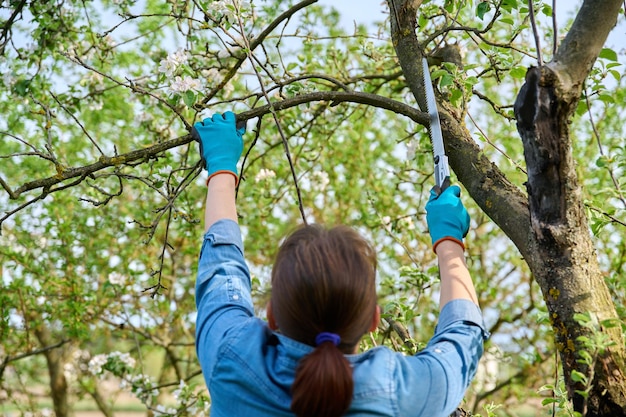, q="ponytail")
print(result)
[291,342,353,417]
[271,224,378,417]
